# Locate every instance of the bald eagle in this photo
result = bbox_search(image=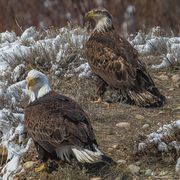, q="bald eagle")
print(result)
[85,8,165,107]
[25,69,110,172]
